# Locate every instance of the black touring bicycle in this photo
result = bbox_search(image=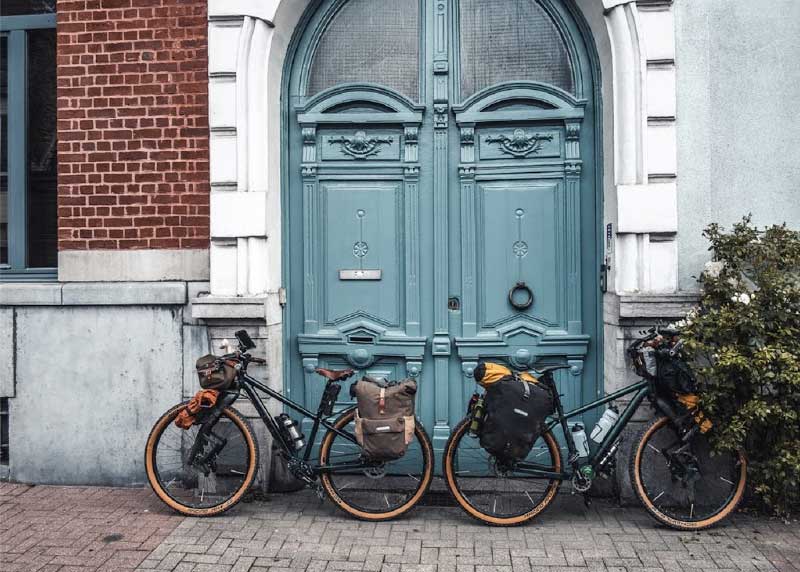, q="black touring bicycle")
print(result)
[145,330,435,520]
[146,328,746,529]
